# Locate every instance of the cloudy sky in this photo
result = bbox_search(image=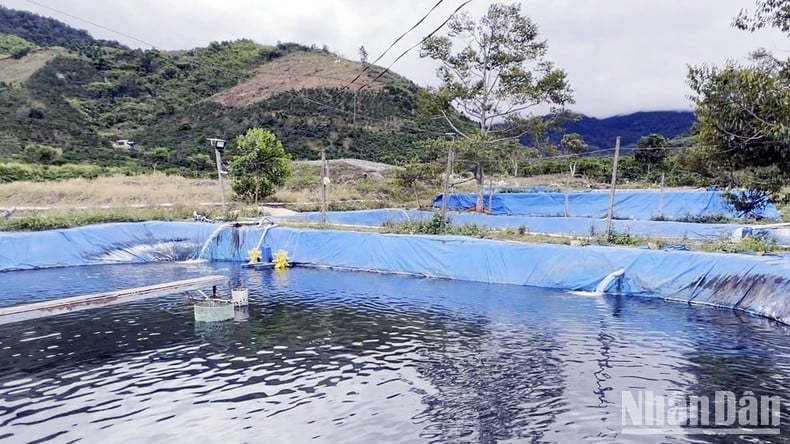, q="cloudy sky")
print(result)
[3,0,786,117]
